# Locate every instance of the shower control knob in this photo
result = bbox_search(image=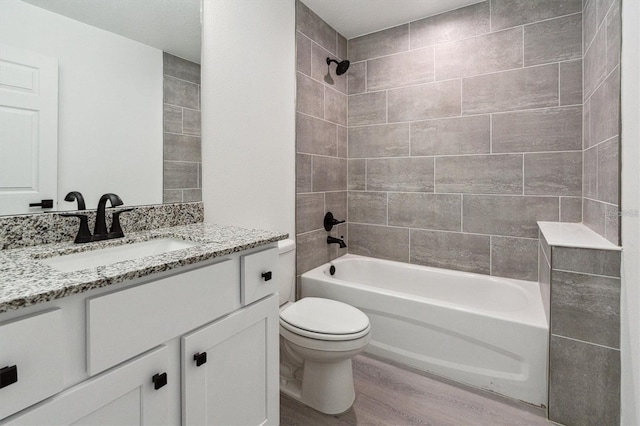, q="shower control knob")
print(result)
[324,212,345,231]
